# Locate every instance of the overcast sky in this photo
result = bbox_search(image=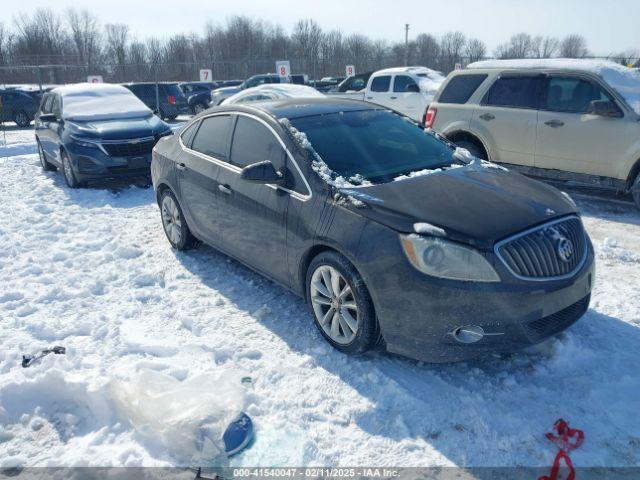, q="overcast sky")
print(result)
[2,0,639,55]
